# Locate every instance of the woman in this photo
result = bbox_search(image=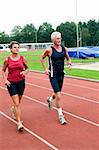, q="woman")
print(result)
[41,32,71,125]
[2,41,29,131]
